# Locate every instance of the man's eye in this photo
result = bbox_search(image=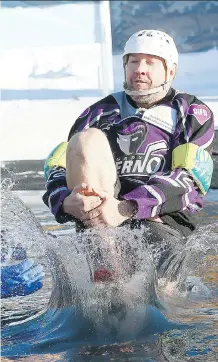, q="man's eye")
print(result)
[132,137,138,141]
[121,138,128,142]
